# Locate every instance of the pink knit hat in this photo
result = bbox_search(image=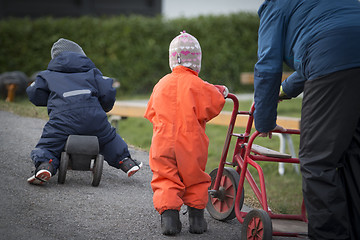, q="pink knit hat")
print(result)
[169,31,202,73]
